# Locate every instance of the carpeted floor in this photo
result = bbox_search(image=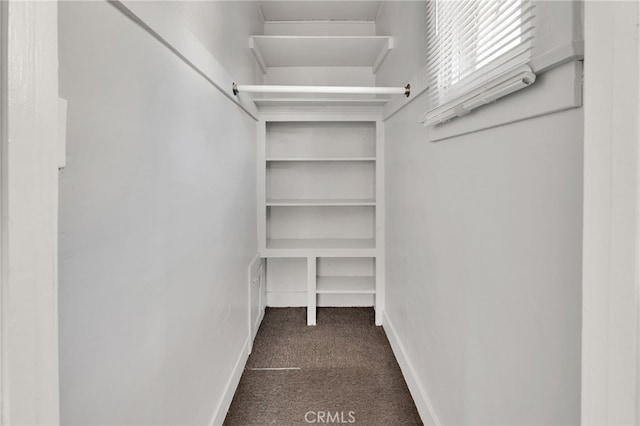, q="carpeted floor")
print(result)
[224,307,423,426]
